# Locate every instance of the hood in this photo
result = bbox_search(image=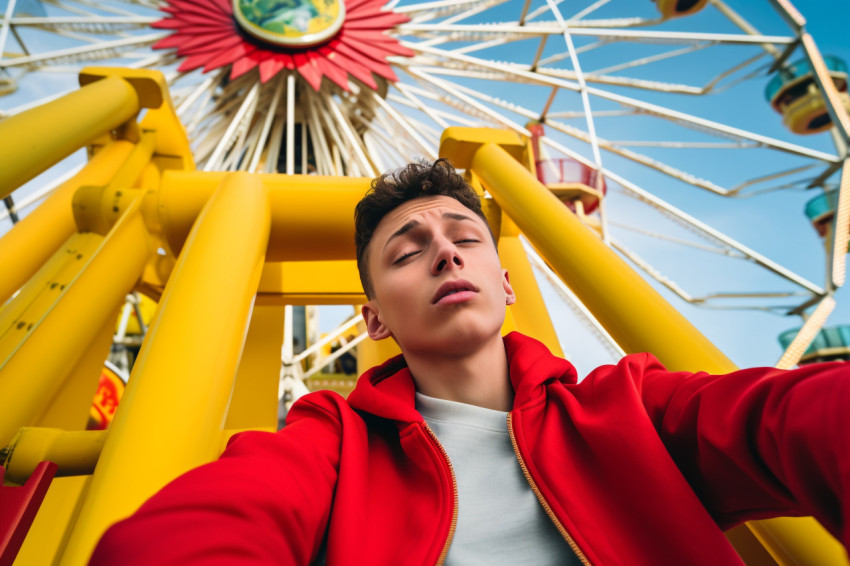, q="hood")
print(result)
[504,332,578,405]
[347,332,579,423]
